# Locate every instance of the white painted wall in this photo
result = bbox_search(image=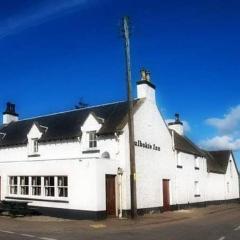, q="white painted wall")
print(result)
[168,123,184,136]
[3,114,18,125]
[206,153,239,201]
[137,83,156,104]
[174,152,207,204]
[0,115,120,212]
[120,97,176,211]
[0,82,239,215]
